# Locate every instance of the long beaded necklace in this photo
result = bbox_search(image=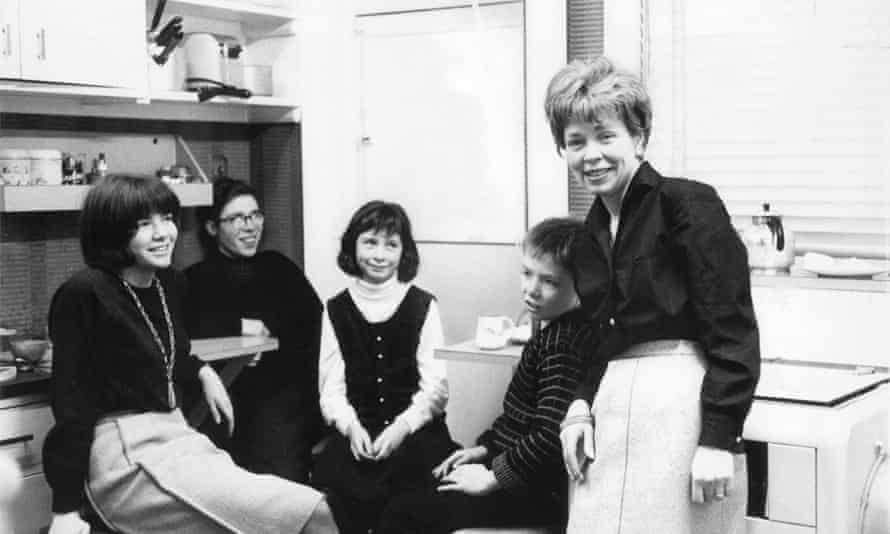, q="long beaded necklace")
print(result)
[121,276,177,408]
